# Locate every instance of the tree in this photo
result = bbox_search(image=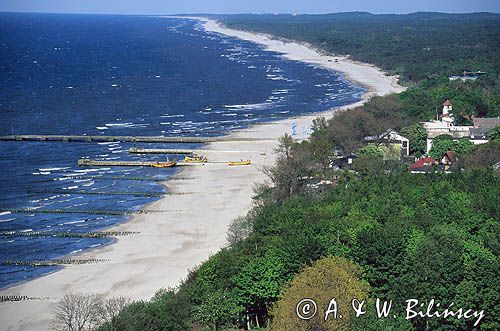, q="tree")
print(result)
[349,303,414,330]
[488,125,500,141]
[400,124,427,155]
[226,215,253,246]
[310,117,335,170]
[193,290,242,331]
[458,141,500,170]
[263,151,312,203]
[233,250,289,328]
[274,133,295,160]
[52,293,129,331]
[429,135,474,159]
[357,144,384,157]
[52,293,103,331]
[269,256,369,331]
[98,301,163,331]
[353,154,386,176]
